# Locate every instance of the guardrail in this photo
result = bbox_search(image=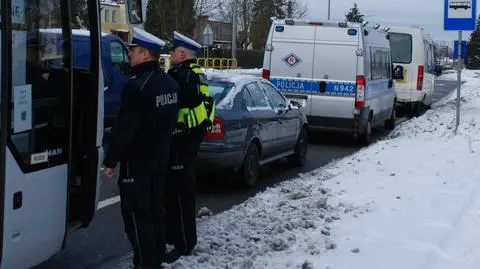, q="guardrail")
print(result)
[196,58,238,70]
[158,56,239,71]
